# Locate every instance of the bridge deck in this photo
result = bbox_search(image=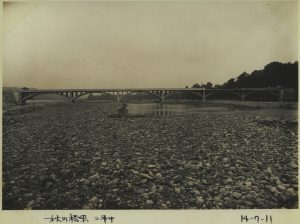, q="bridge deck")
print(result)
[18,87,294,104]
[19,88,290,93]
